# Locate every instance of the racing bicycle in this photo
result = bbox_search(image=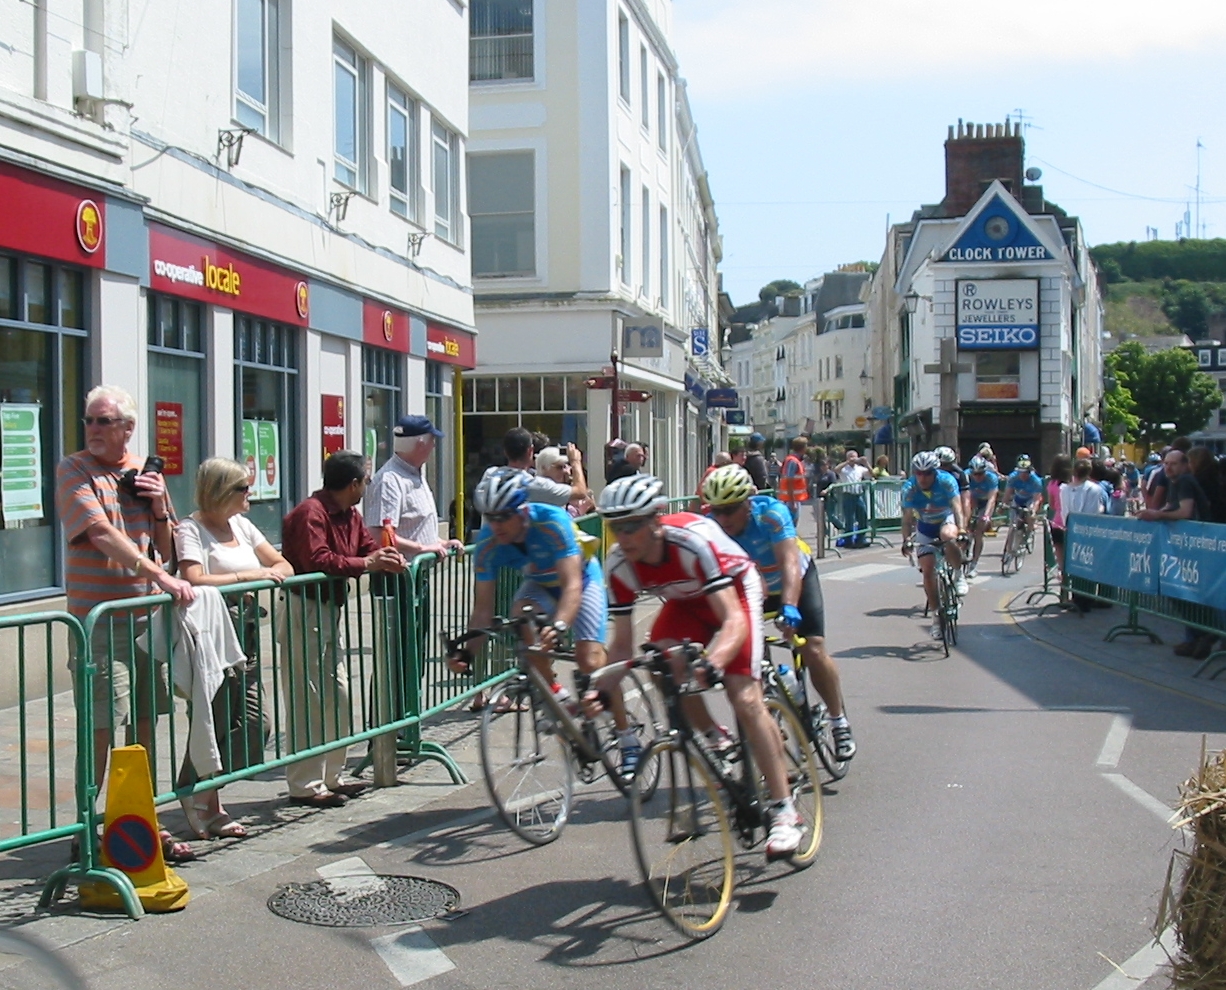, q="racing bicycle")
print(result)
[446,609,662,846]
[1000,506,1037,576]
[906,537,963,657]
